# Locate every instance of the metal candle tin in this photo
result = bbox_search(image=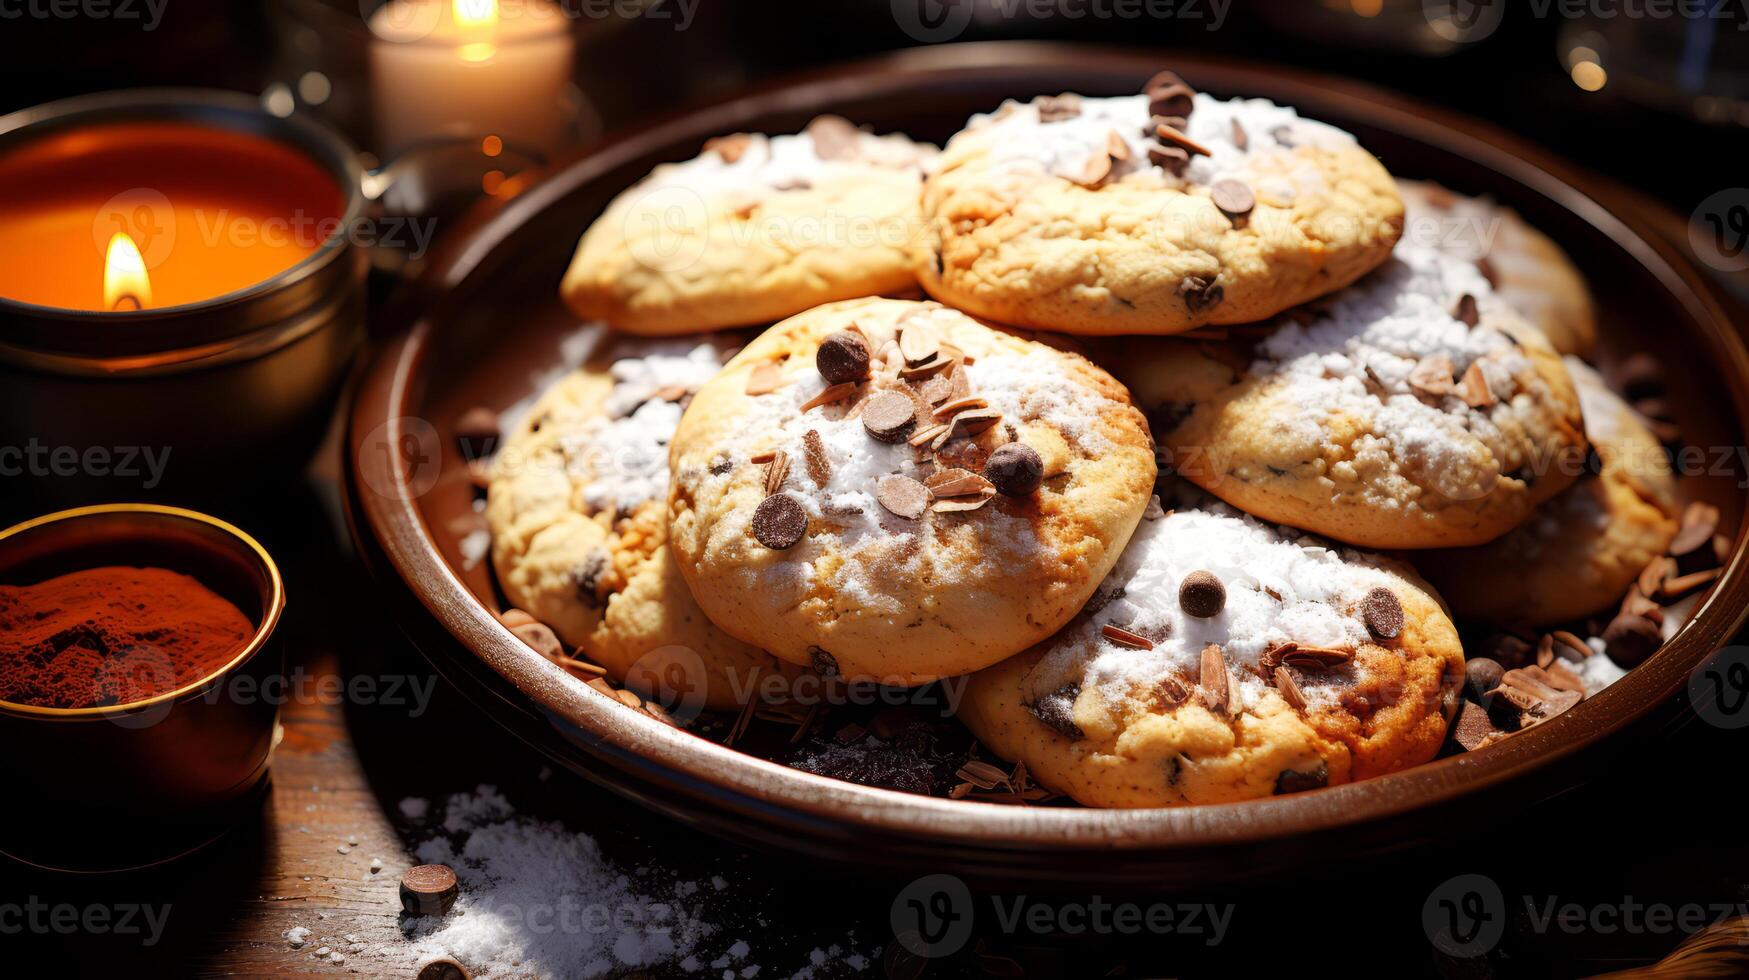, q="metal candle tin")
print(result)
[0,89,368,505]
[0,504,286,872]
